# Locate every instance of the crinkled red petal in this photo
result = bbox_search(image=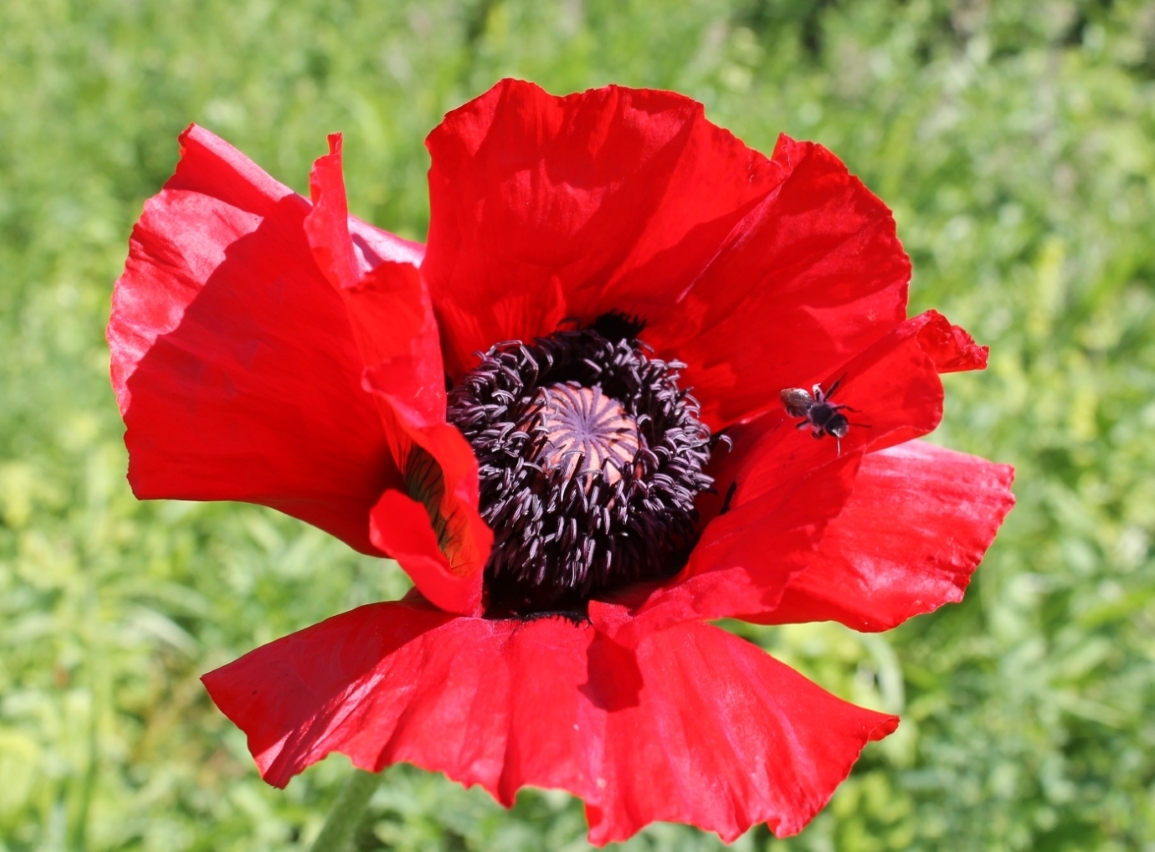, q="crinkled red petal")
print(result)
[423,80,909,429]
[304,137,491,610]
[587,619,896,844]
[616,453,860,636]
[917,315,988,373]
[202,603,896,845]
[650,134,911,428]
[709,310,974,521]
[424,78,742,377]
[361,358,491,606]
[367,491,482,615]
[756,440,1014,631]
[108,125,400,554]
[629,310,977,628]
